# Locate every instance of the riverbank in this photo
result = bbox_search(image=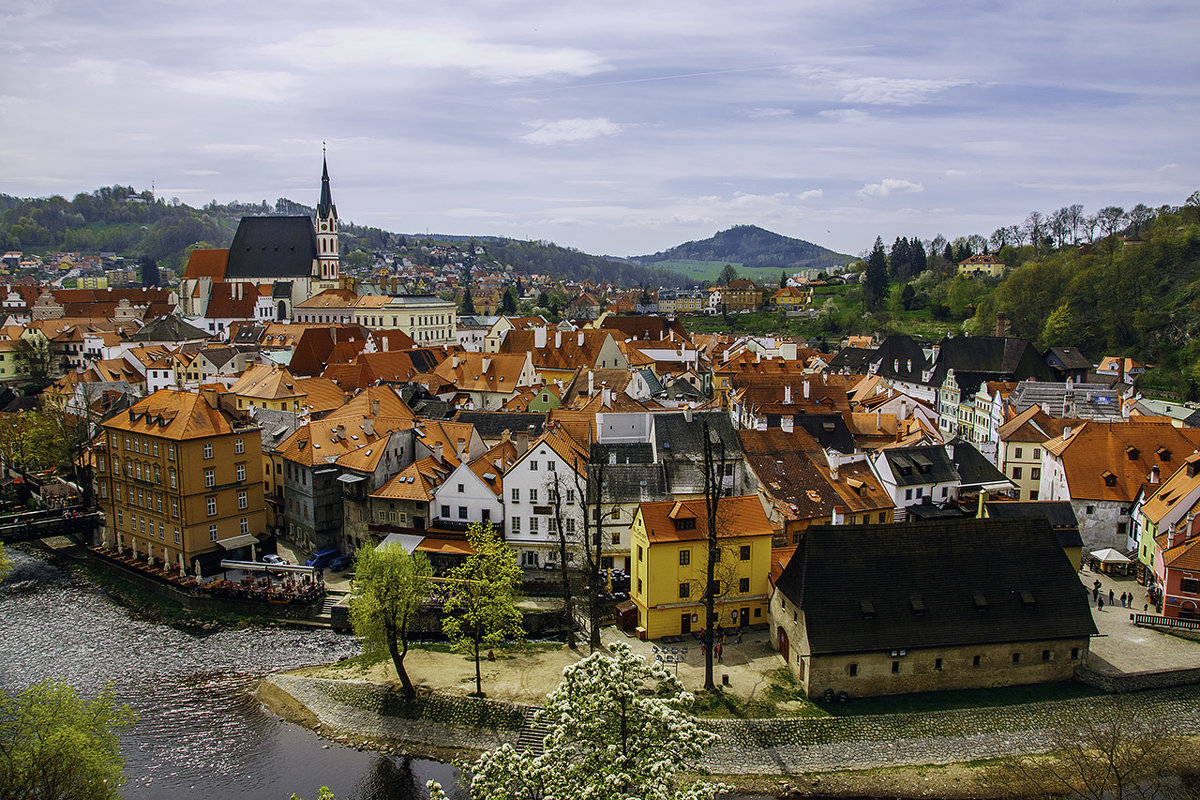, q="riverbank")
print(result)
[258,663,1200,799]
